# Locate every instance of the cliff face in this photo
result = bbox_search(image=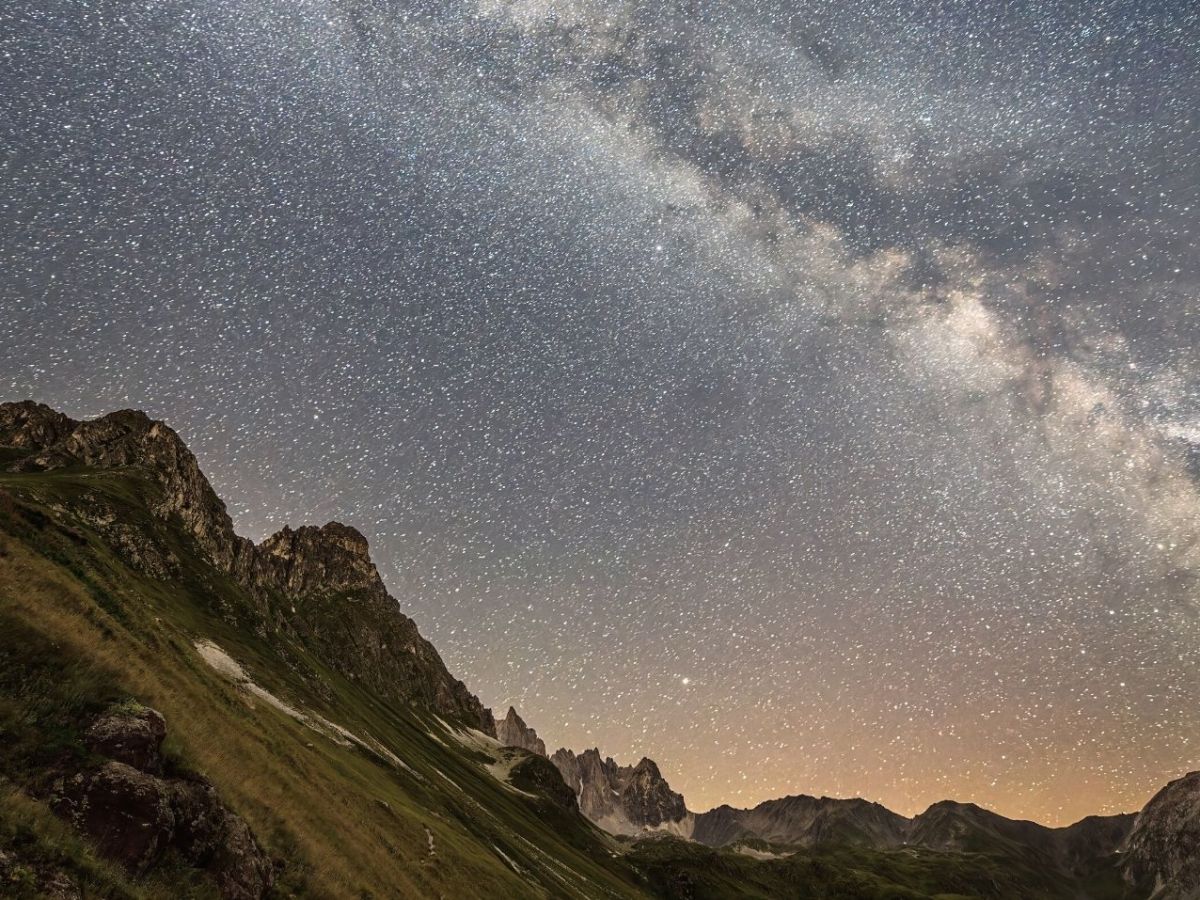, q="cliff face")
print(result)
[550,748,687,834]
[1122,771,1200,898]
[0,400,494,734]
[496,707,547,757]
